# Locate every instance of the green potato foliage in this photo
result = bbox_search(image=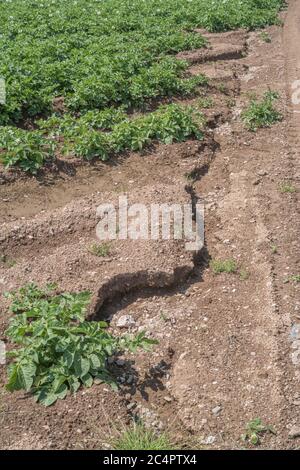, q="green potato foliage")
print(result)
[0,0,284,172]
[5,284,157,406]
